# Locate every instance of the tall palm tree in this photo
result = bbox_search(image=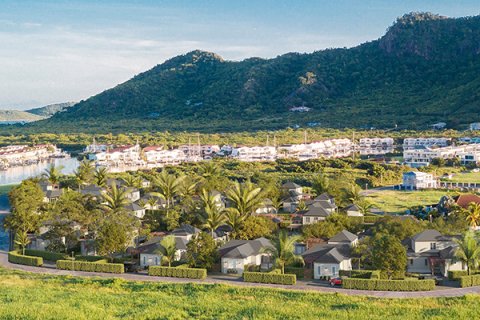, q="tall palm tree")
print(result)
[225,208,247,240]
[42,164,63,185]
[155,235,177,267]
[355,198,374,216]
[200,190,226,237]
[102,182,129,213]
[225,180,263,216]
[122,174,141,188]
[14,230,30,255]
[455,230,480,275]
[94,167,109,187]
[151,171,185,209]
[261,230,303,274]
[178,177,199,199]
[464,202,480,229]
